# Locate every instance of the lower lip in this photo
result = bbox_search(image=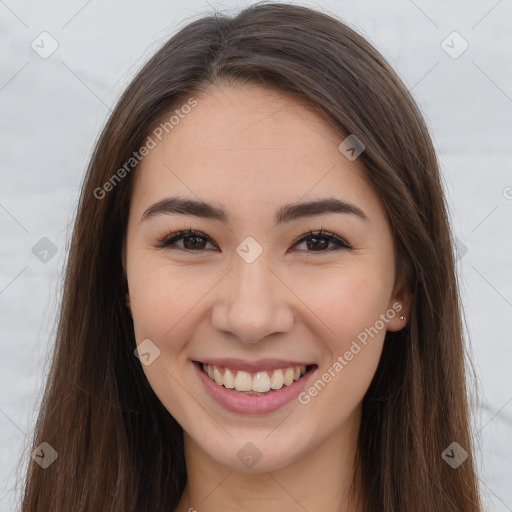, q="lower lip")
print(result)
[192,361,317,415]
